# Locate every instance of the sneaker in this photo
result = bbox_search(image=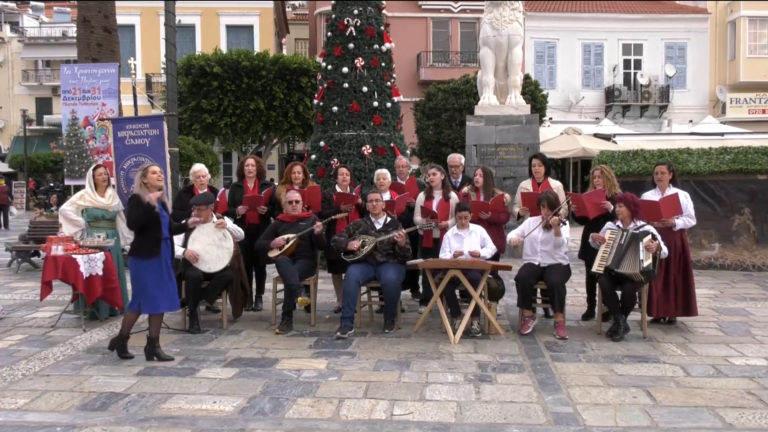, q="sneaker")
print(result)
[451,318,461,334]
[335,325,355,339]
[469,320,482,337]
[418,305,426,314]
[275,315,293,335]
[519,315,537,335]
[553,320,568,340]
[383,319,396,333]
[297,297,311,308]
